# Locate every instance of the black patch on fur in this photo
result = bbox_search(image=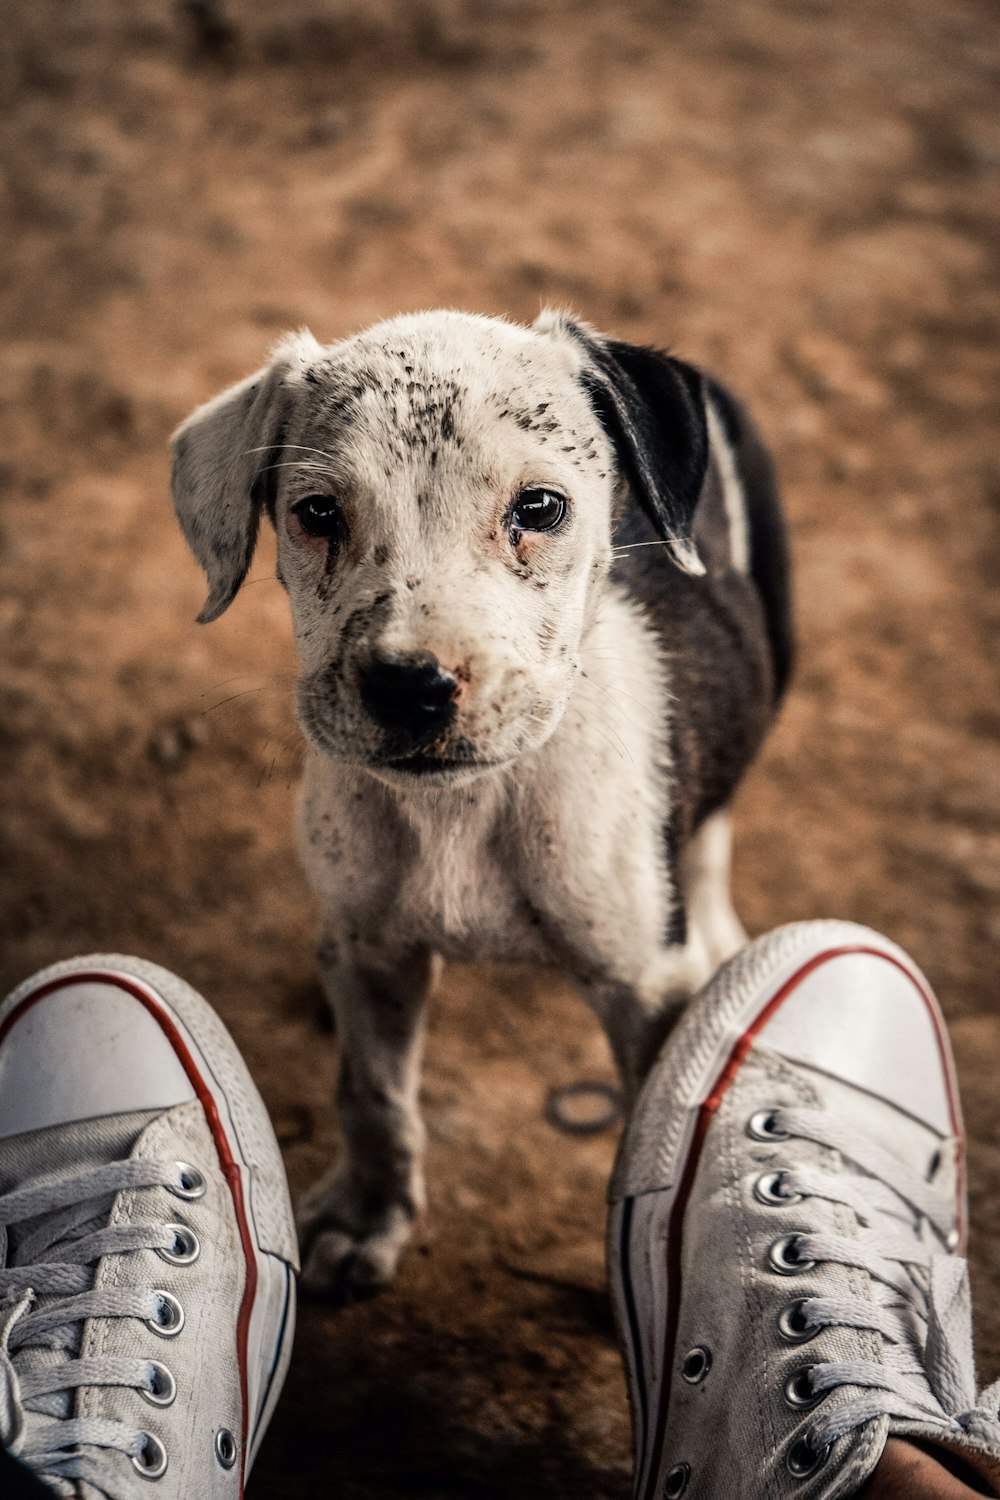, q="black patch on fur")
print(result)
[662,796,687,947]
[704,376,794,703]
[606,368,792,945]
